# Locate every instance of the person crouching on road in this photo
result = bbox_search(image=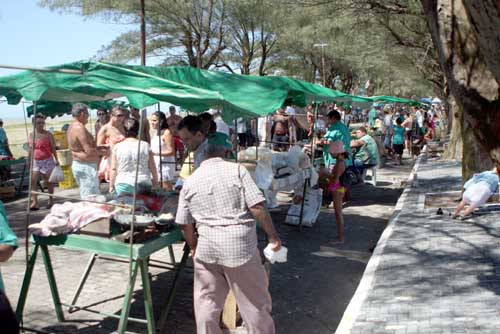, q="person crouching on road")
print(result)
[176,142,282,334]
[452,167,500,220]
